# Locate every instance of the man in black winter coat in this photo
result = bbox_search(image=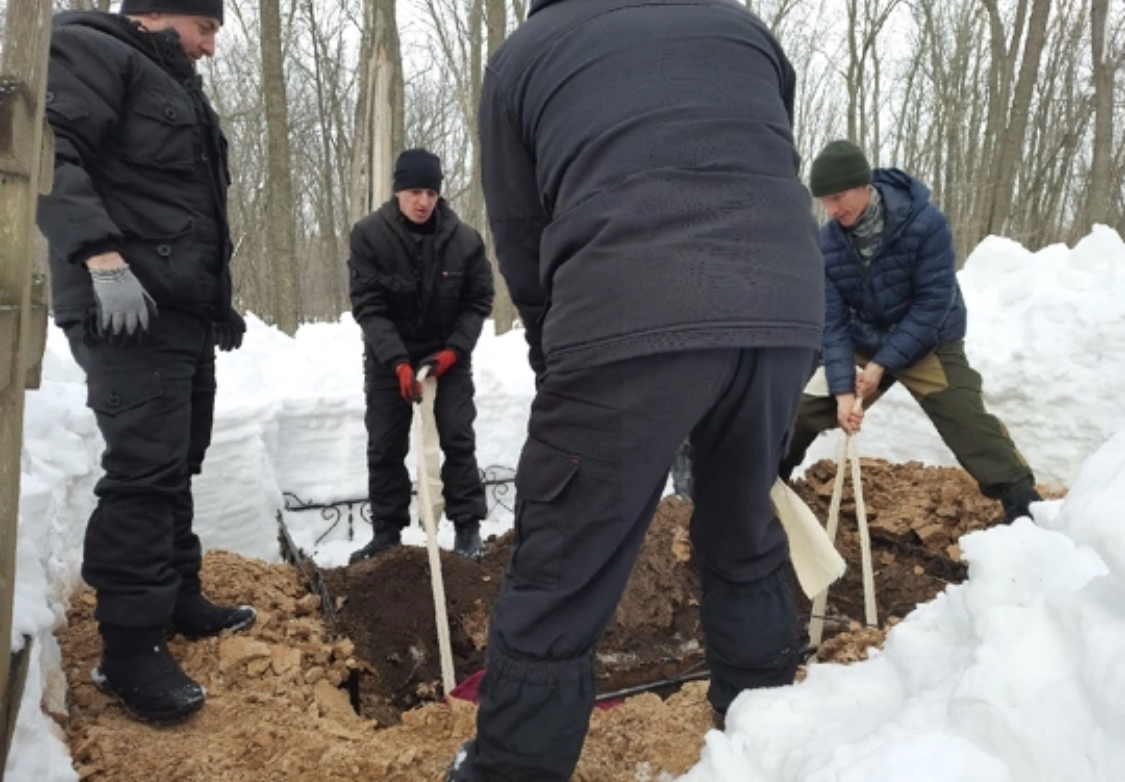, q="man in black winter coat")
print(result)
[36,0,254,724]
[448,0,824,780]
[347,149,494,563]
